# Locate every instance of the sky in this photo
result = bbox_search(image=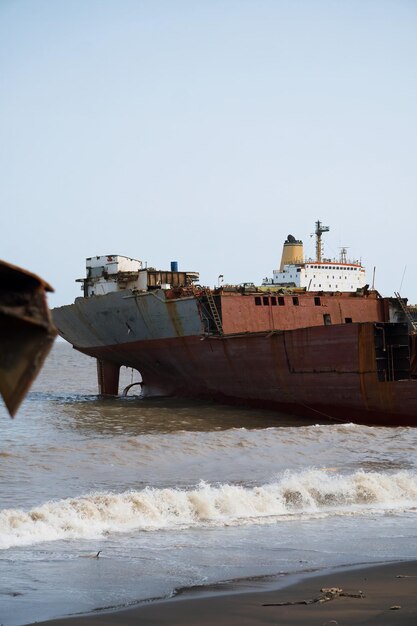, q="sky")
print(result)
[1,0,416,308]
